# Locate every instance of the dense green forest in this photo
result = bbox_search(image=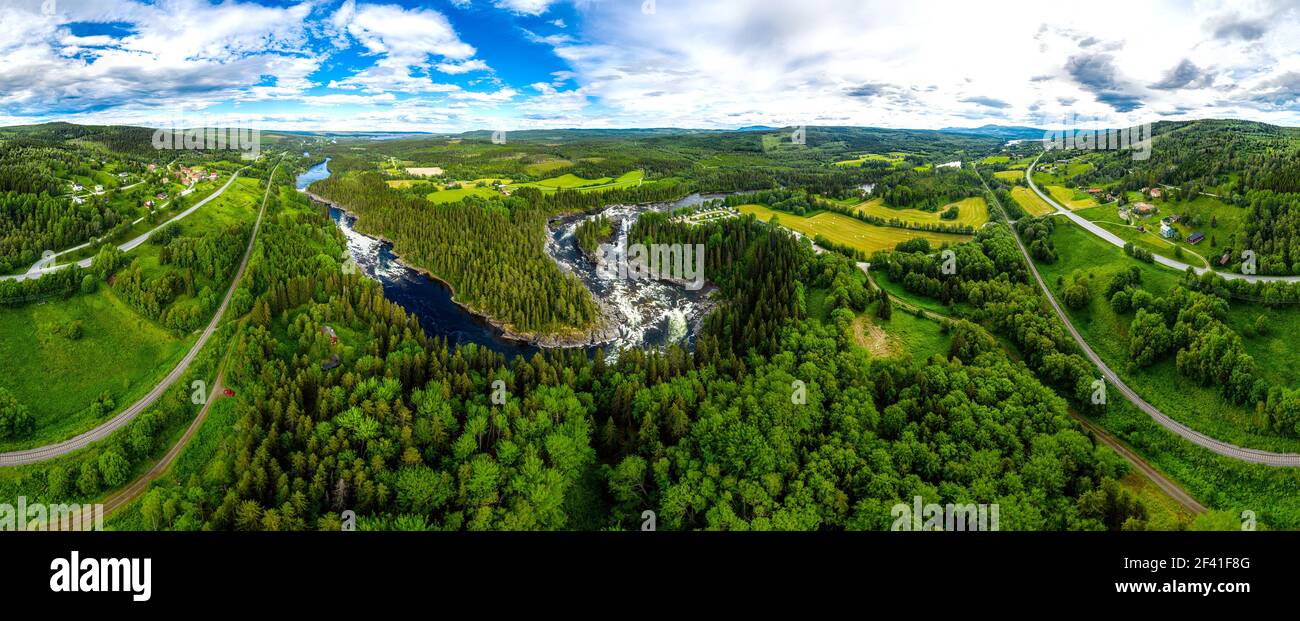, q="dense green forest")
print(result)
[91,183,1149,531]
